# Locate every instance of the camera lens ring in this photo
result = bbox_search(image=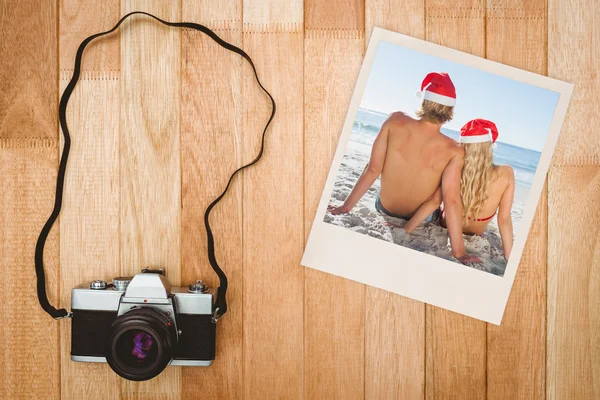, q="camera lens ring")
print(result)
[105,307,177,381]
